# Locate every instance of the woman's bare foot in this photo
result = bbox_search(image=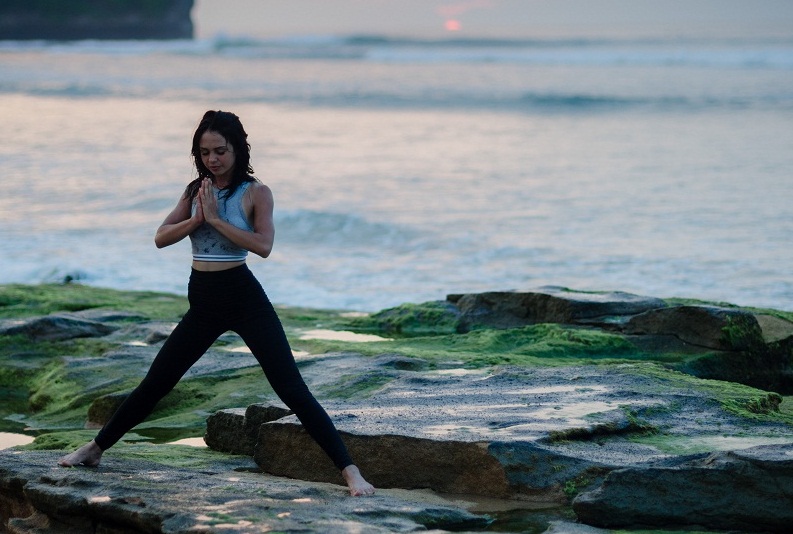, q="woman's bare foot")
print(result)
[58,440,103,467]
[341,464,375,496]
